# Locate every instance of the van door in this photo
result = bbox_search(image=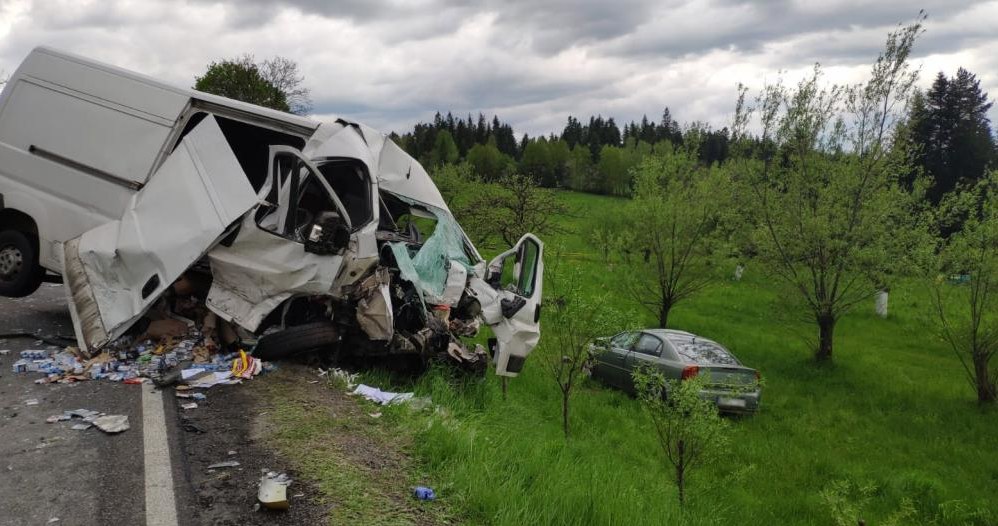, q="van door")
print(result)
[63,115,257,354]
[485,233,544,376]
[204,146,358,332]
